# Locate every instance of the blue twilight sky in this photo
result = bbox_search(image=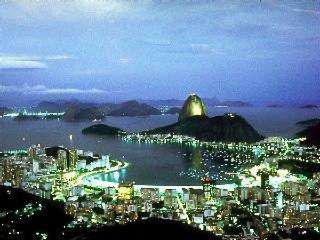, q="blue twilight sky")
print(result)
[0,0,319,105]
